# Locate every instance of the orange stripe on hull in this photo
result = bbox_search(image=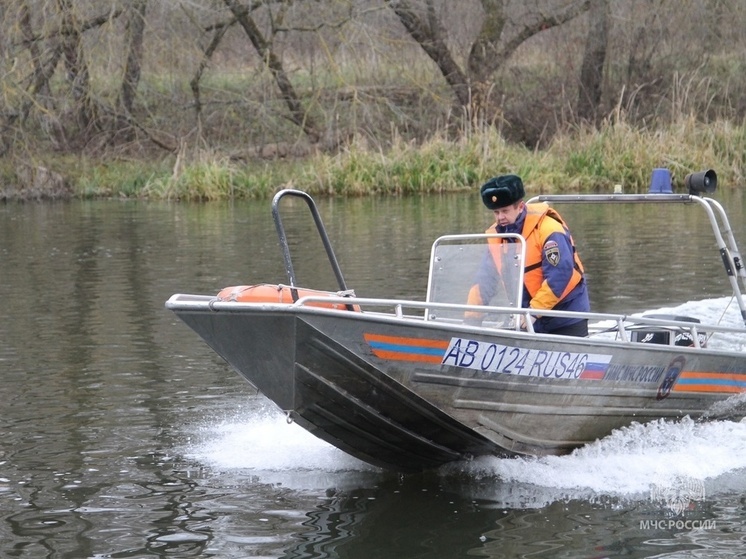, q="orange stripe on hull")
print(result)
[364,333,449,363]
[363,333,450,349]
[672,370,746,393]
[673,384,746,393]
[370,350,444,364]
